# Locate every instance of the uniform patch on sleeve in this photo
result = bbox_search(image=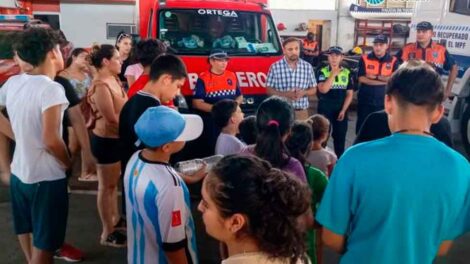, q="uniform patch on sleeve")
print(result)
[171,211,182,227]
